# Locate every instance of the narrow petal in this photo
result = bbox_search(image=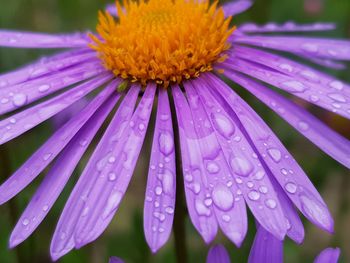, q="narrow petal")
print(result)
[301,55,346,70]
[224,70,350,169]
[239,22,336,33]
[0,76,115,205]
[144,89,176,253]
[0,30,89,48]
[206,244,231,263]
[0,50,96,89]
[222,0,253,17]
[184,82,248,246]
[223,55,350,120]
[73,84,156,248]
[233,35,350,60]
[248,225,283,263]
[9,90,119,248]
[314,248,341,263]
[109,257,124,263]
[194,79,287,241]
[206,73,334,233]
[0,60,104,115]
[50,85,140,260]
[0,73,111,146]
[172,85,218,244]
